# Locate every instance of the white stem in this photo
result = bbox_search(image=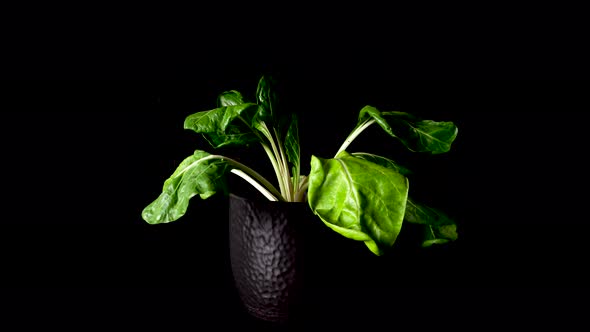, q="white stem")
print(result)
[335,119,375,157]
[261,142,285,193]
[178,154,283,200]
[294,178,309,202]
[274,128,293,201]
[259,122,287,196]
[230,169,278,201]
